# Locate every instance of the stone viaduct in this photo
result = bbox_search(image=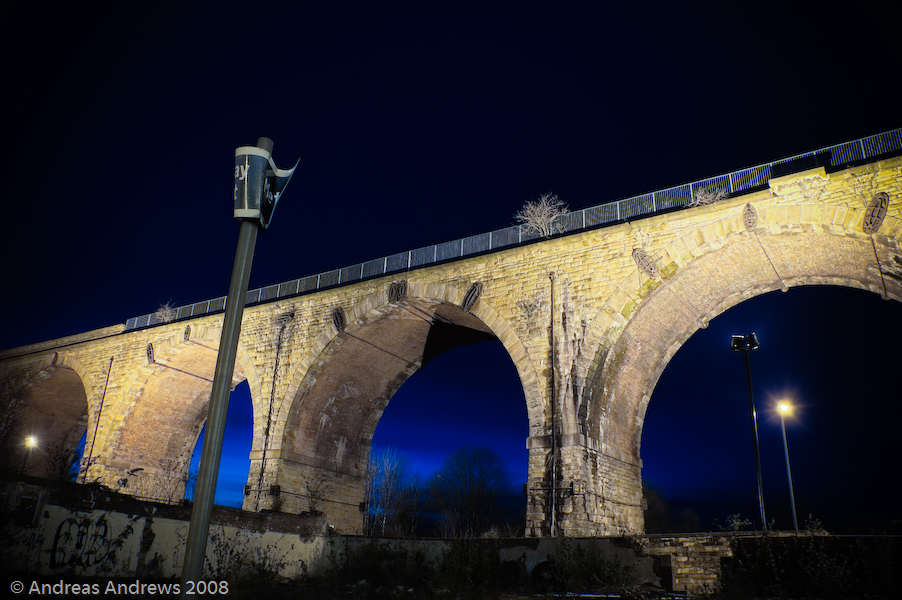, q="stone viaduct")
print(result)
[2,133,900,537]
